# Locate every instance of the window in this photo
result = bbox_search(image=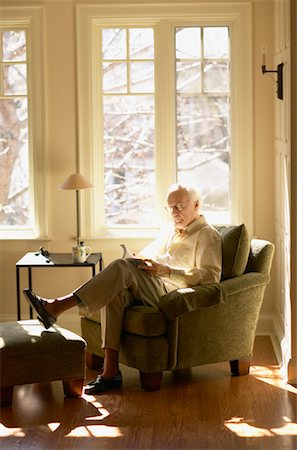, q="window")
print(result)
[175,26,230,223]
[0,7,46,239]
[77,3,253,238]
[101,28,156,226]
[100,25,230,227]
[0,30,29,227]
